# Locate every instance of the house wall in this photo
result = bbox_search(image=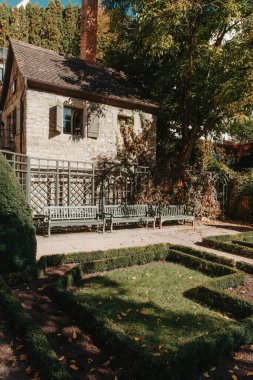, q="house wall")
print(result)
[1,58,26,153]
[25,89,157,165]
